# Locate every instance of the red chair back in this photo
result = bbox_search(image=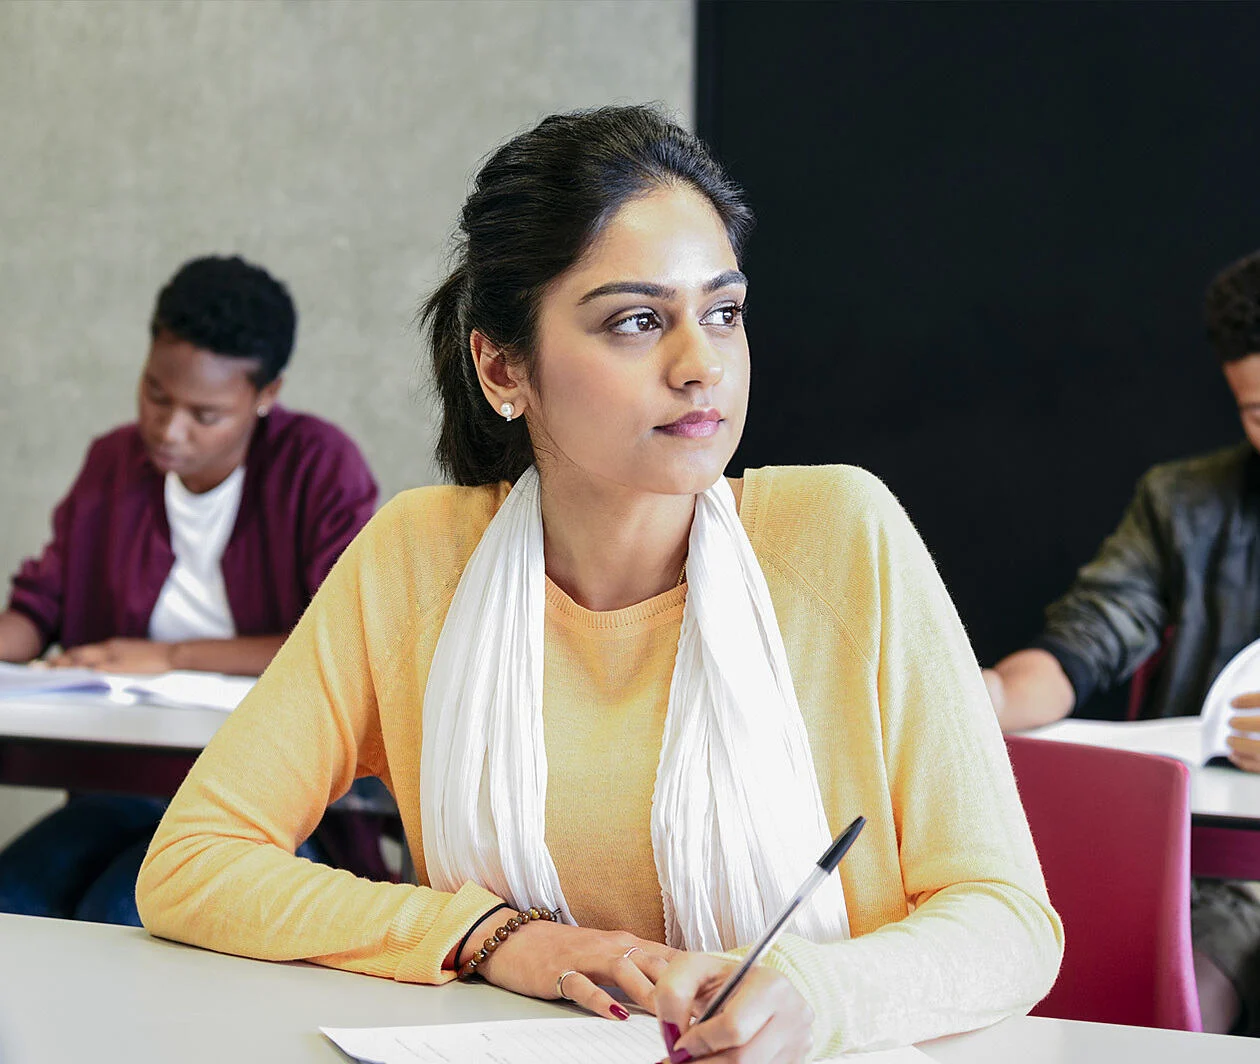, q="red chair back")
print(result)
[1005,735,1201,1031]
